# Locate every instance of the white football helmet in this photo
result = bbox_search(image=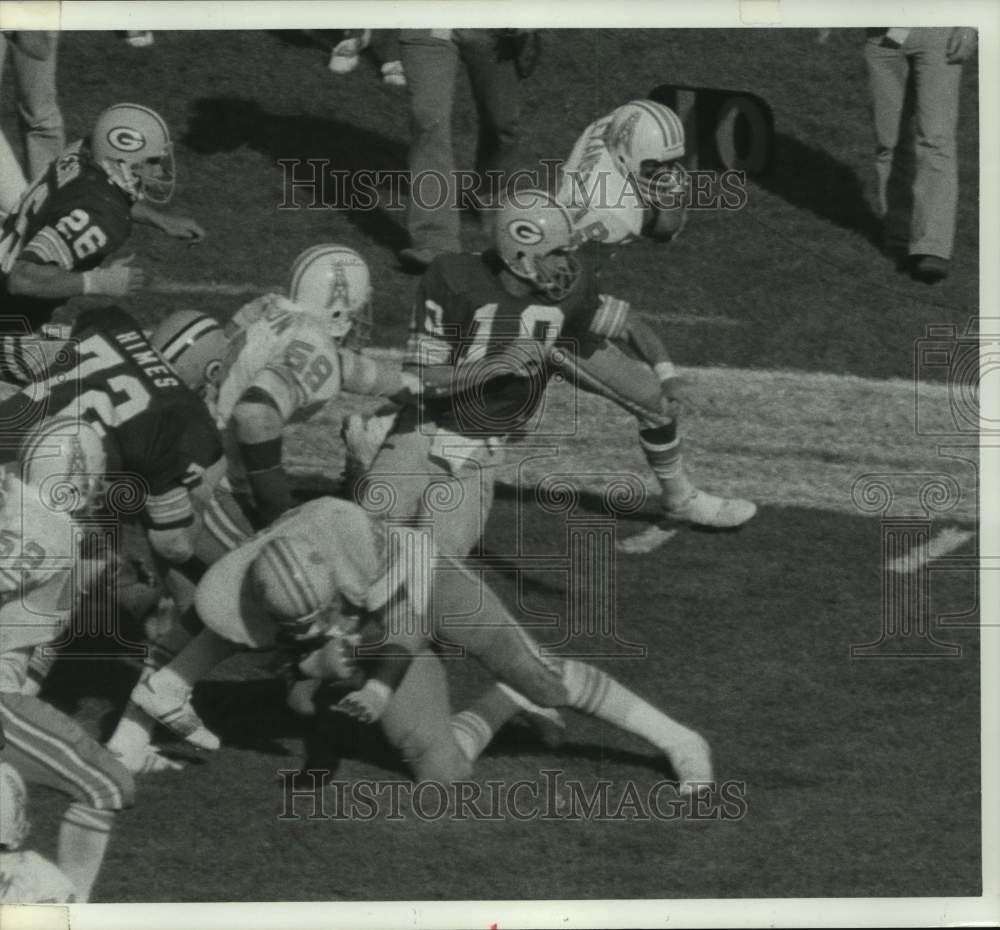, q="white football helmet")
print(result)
[288,244,373,346]
[250,535,335,639]
[18,415,107,514]
[0,762,30,851]
[151,309,228,399]
[605,99,687,206]
[495,189,580,301]
[90,103,175,203]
